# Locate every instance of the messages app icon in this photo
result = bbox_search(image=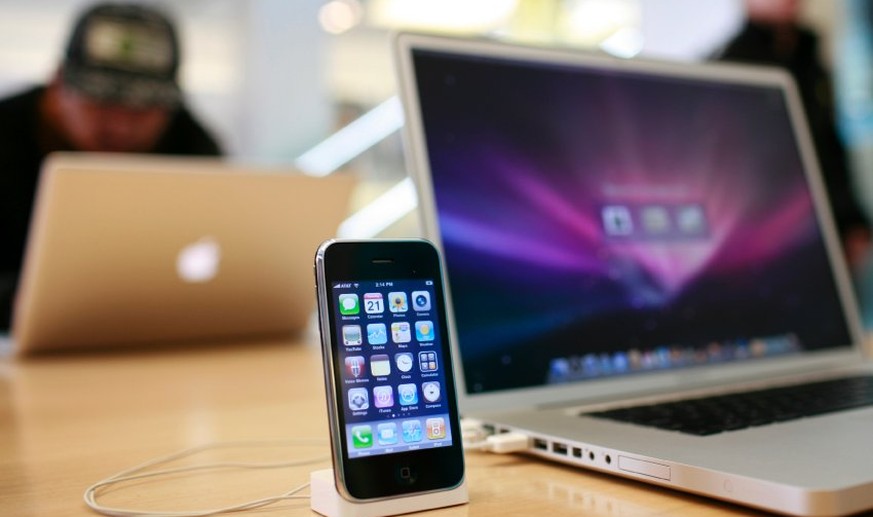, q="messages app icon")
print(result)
[339,294,359,315]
